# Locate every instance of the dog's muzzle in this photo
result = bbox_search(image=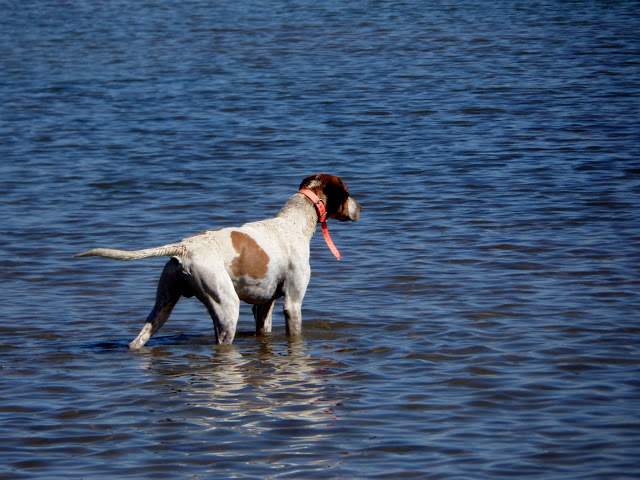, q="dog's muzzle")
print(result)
[347,197,362,222]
